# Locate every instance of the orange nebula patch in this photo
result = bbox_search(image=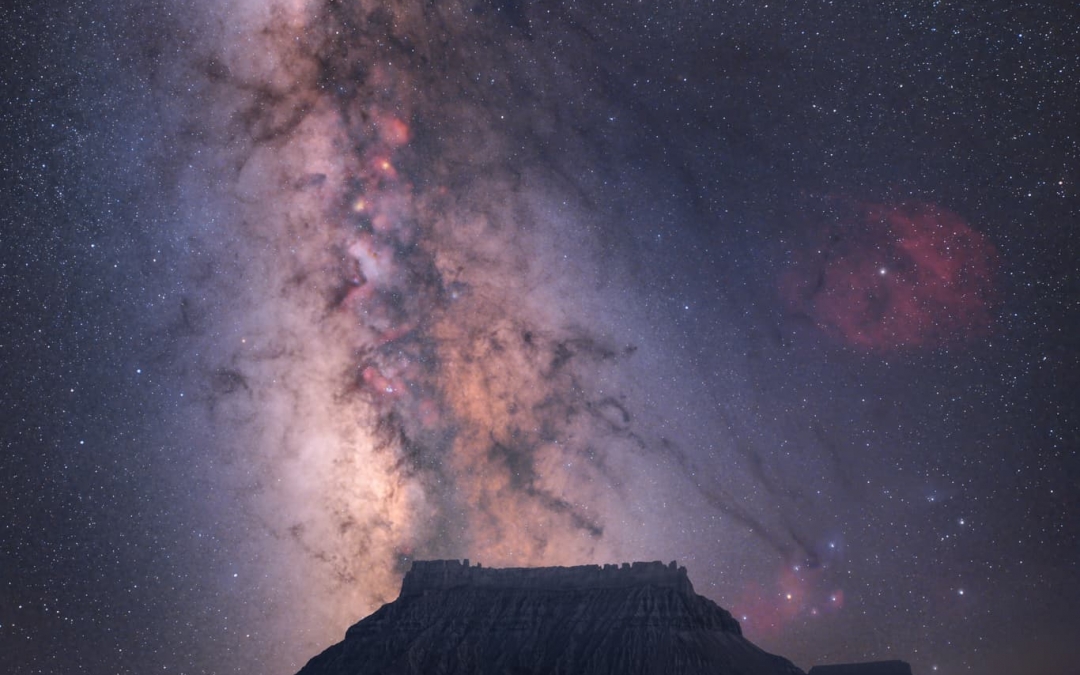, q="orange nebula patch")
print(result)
[781,201,998,350]
[375,157,397,179]
[377,115,411,147]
